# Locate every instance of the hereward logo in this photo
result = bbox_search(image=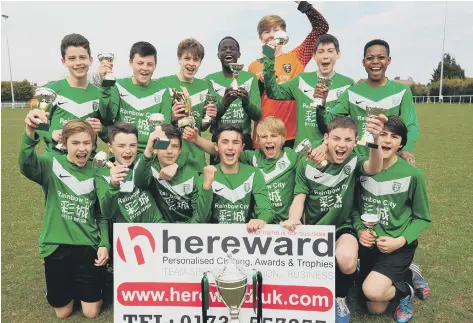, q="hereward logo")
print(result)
[116,226,156,265]
[392,182,402,192]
